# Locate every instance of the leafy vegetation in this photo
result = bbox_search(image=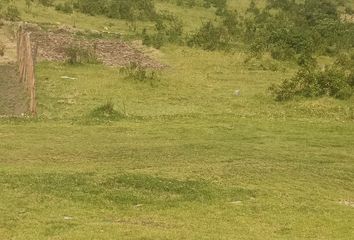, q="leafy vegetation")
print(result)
[55,1,73,14]
[243,0,354,59]
[65,44,100,65]
[38,0,55,7]
[270,65,353,101]
[90,101,126,121]
[120,62,161,82]
[0,40,4,56]
[142,11,183,49]
[74,0,157,21]
[3,4,20,21]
